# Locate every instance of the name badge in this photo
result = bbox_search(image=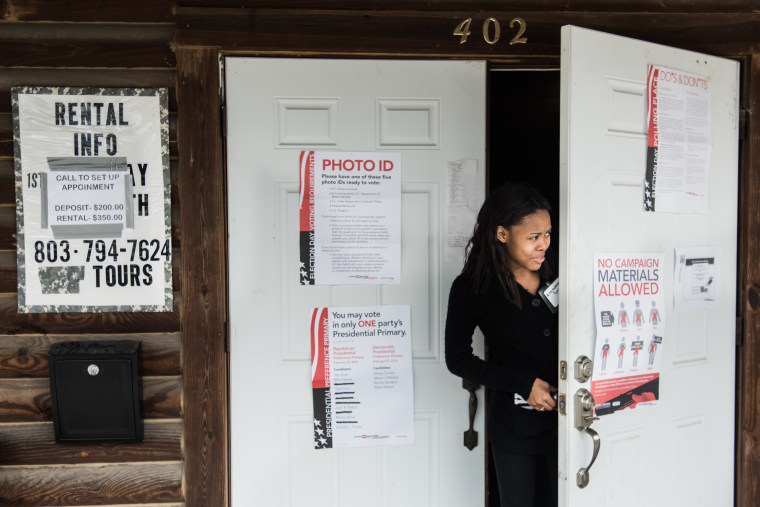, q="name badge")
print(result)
[539,278,559,313]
